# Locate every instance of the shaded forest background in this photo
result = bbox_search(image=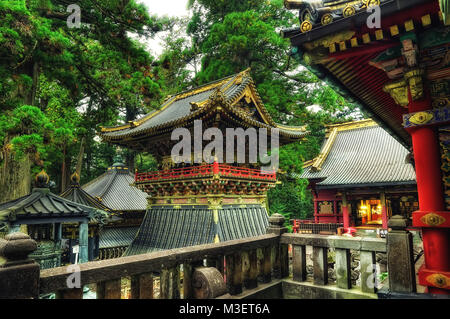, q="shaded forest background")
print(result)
[0,0,363,223]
